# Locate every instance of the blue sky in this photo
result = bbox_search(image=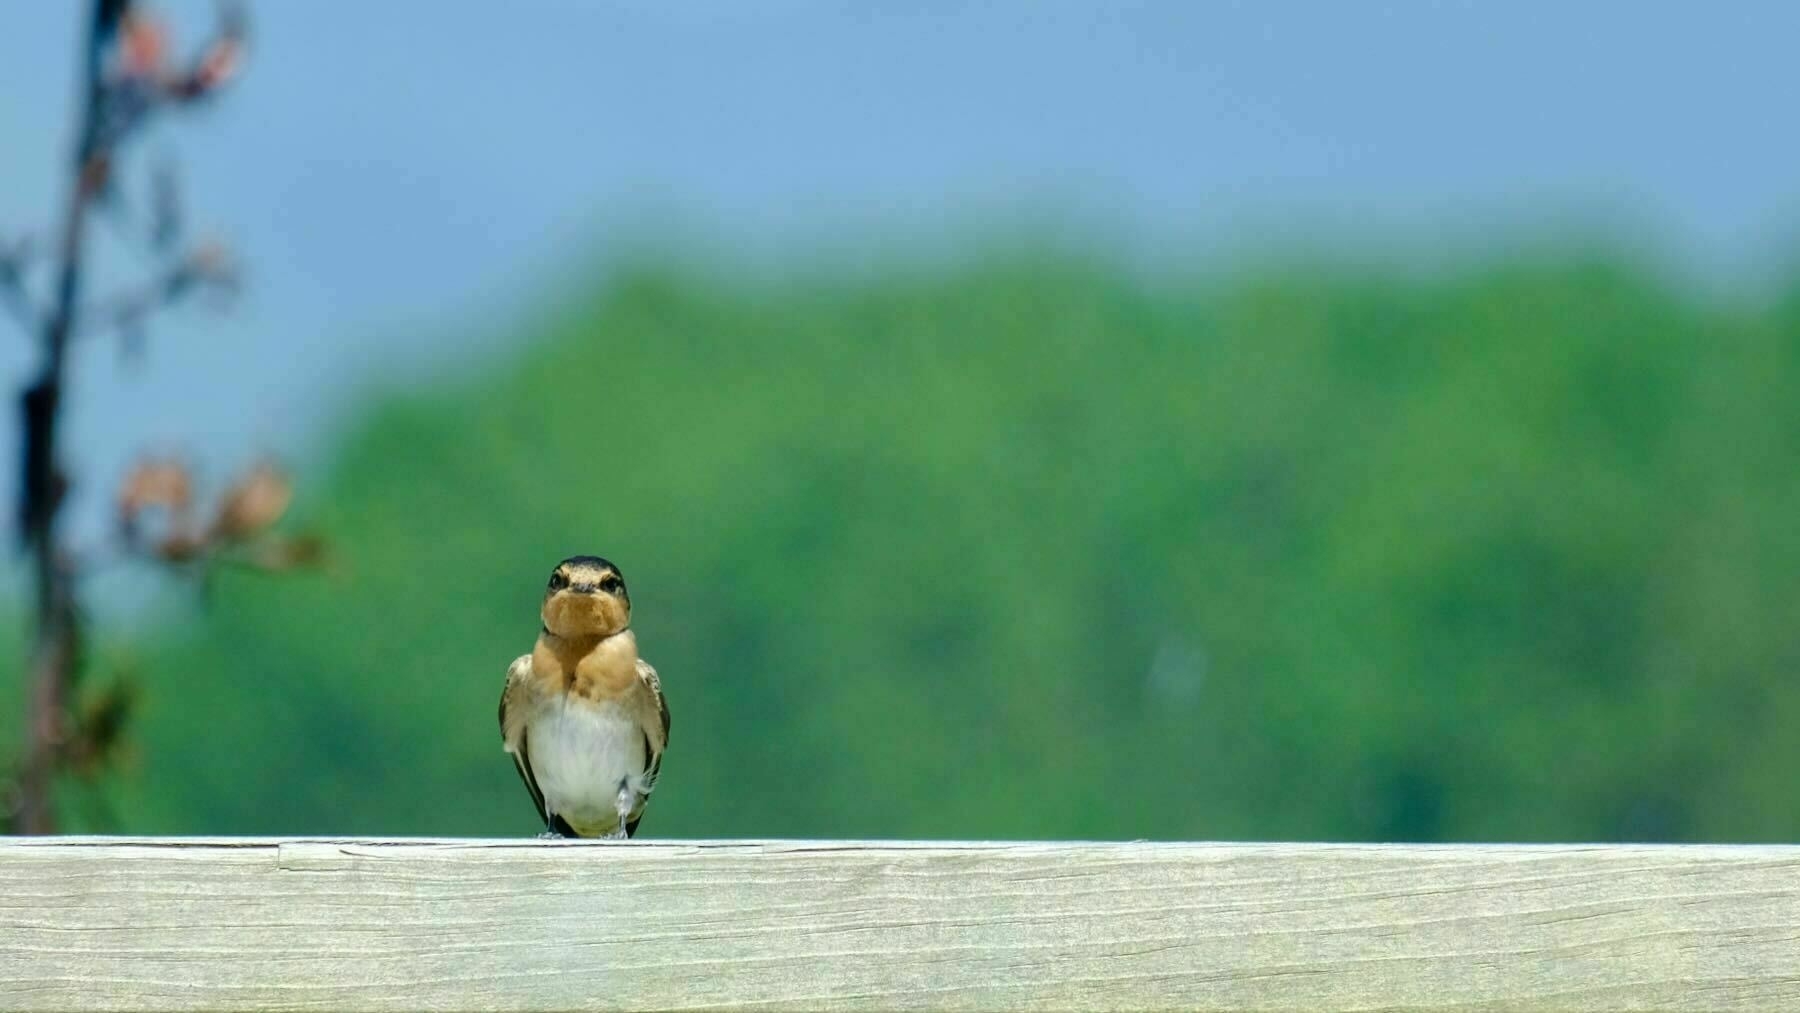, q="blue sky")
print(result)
[2,1,1798,569]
